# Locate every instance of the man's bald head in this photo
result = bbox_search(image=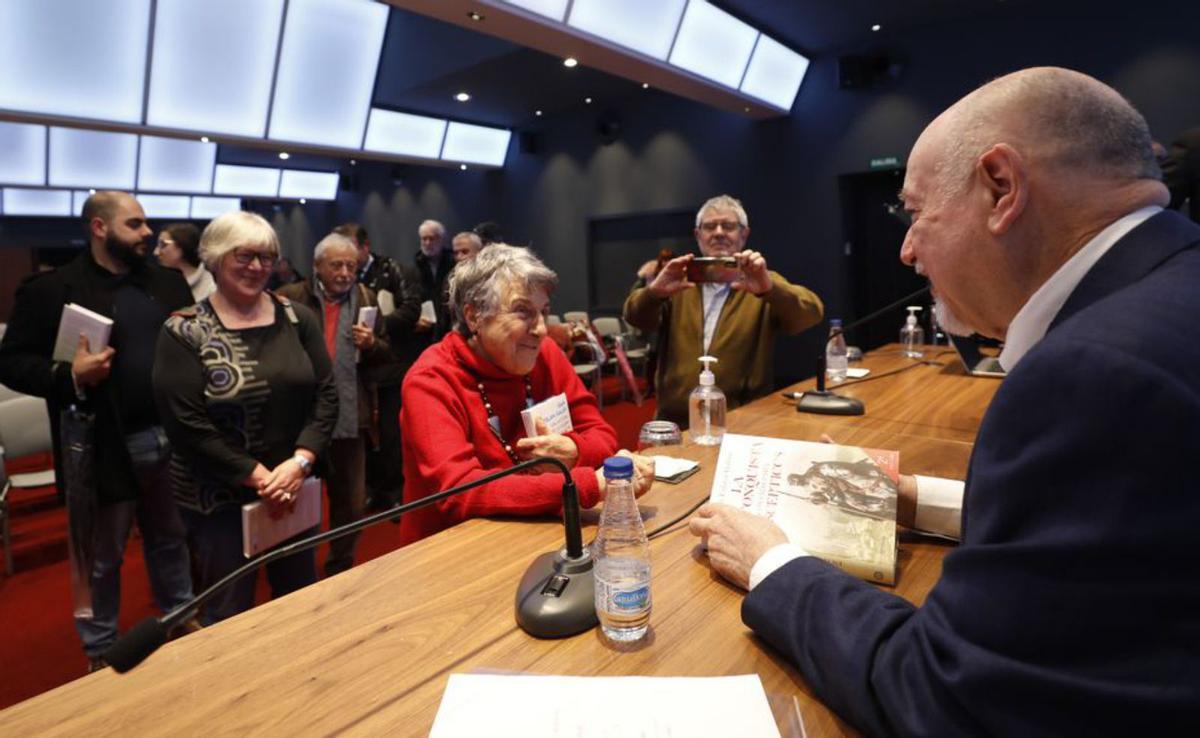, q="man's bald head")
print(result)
[81,191,136,235]
[920,67,1161,203]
